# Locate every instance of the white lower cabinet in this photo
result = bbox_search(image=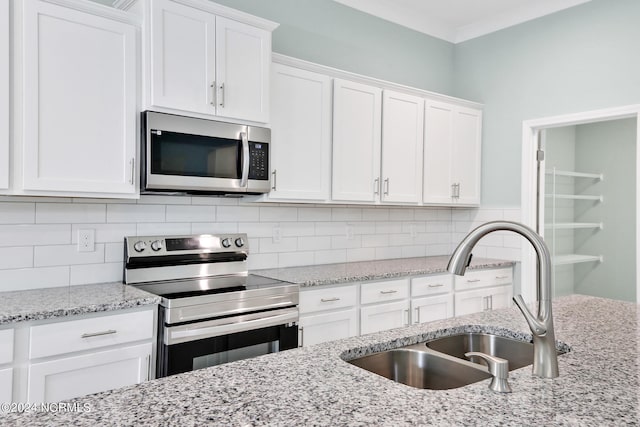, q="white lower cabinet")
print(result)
[299,309,358,347]
[454,286,513,317]
[0,368,12,403]
[360,300,410,335]
[411,294,454,324]
[27,343,151,403]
